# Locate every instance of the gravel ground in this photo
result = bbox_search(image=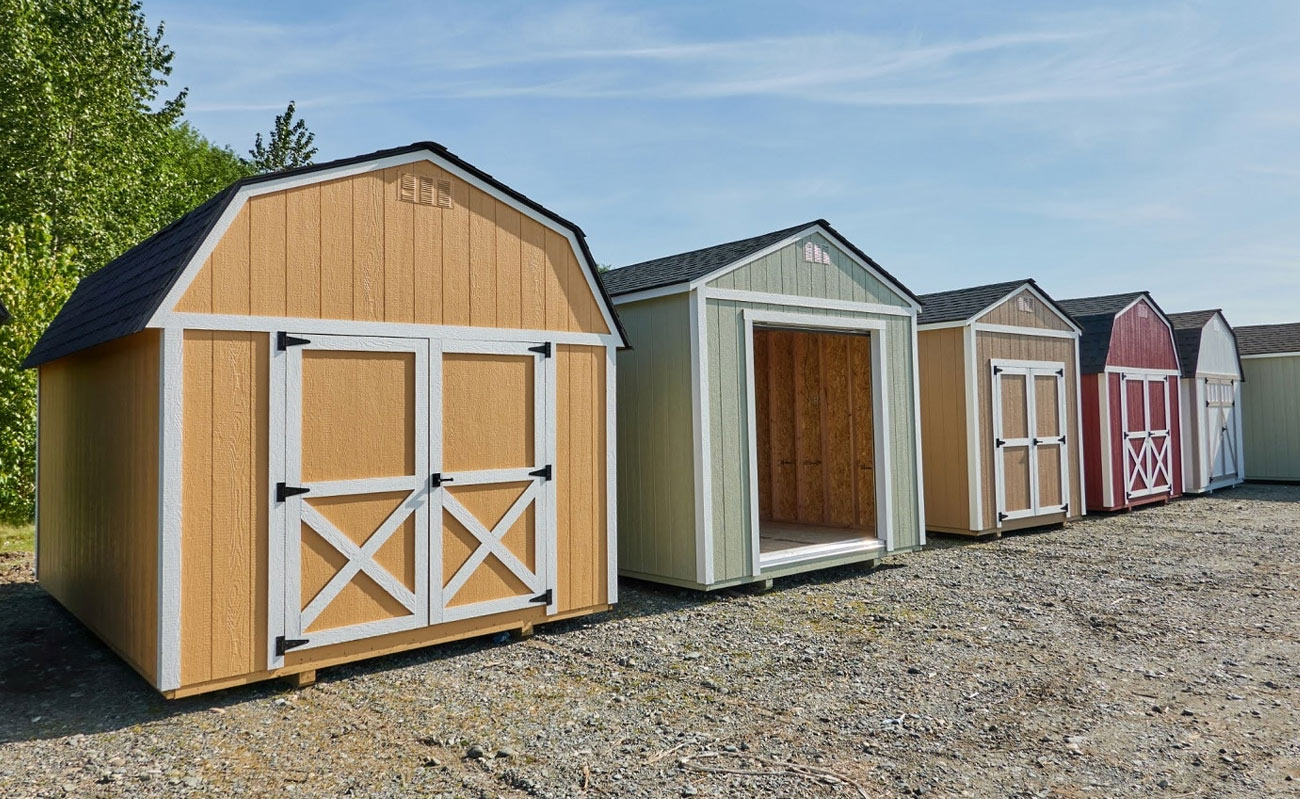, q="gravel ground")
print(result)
[2,484,1298,798]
